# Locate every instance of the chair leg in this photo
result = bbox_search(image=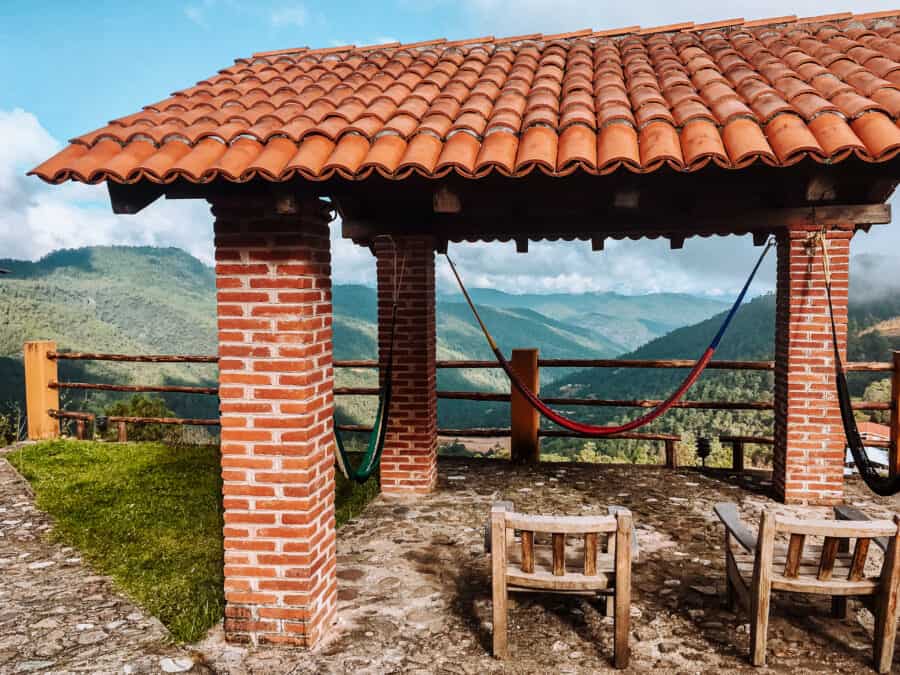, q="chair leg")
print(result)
[725,573,737,611]
[831,596,848,620]
[492,583,508,659]
[604,594,614,617]
[749,584,770,666]
[613,588,630,669]
[873,593,899,673]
